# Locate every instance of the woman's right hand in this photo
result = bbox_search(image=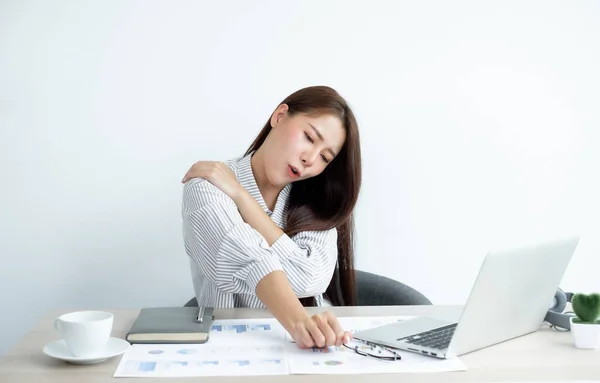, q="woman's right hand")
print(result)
[291,311,353,349]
